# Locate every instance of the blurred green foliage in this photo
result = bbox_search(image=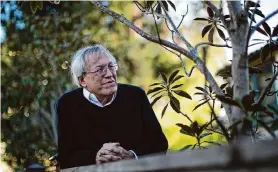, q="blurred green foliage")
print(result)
[1,1,181,170]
